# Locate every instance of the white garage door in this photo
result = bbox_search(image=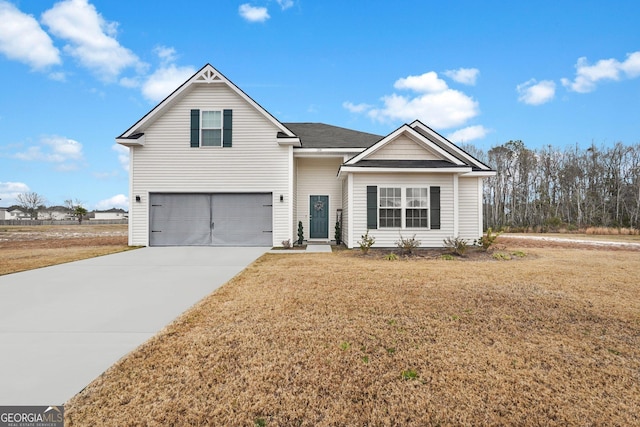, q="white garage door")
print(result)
[149,193,273,246]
